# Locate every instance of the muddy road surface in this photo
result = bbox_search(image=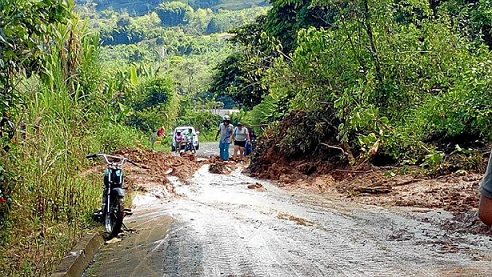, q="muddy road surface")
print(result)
[197,141,234,157]
[85,163,492,276]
